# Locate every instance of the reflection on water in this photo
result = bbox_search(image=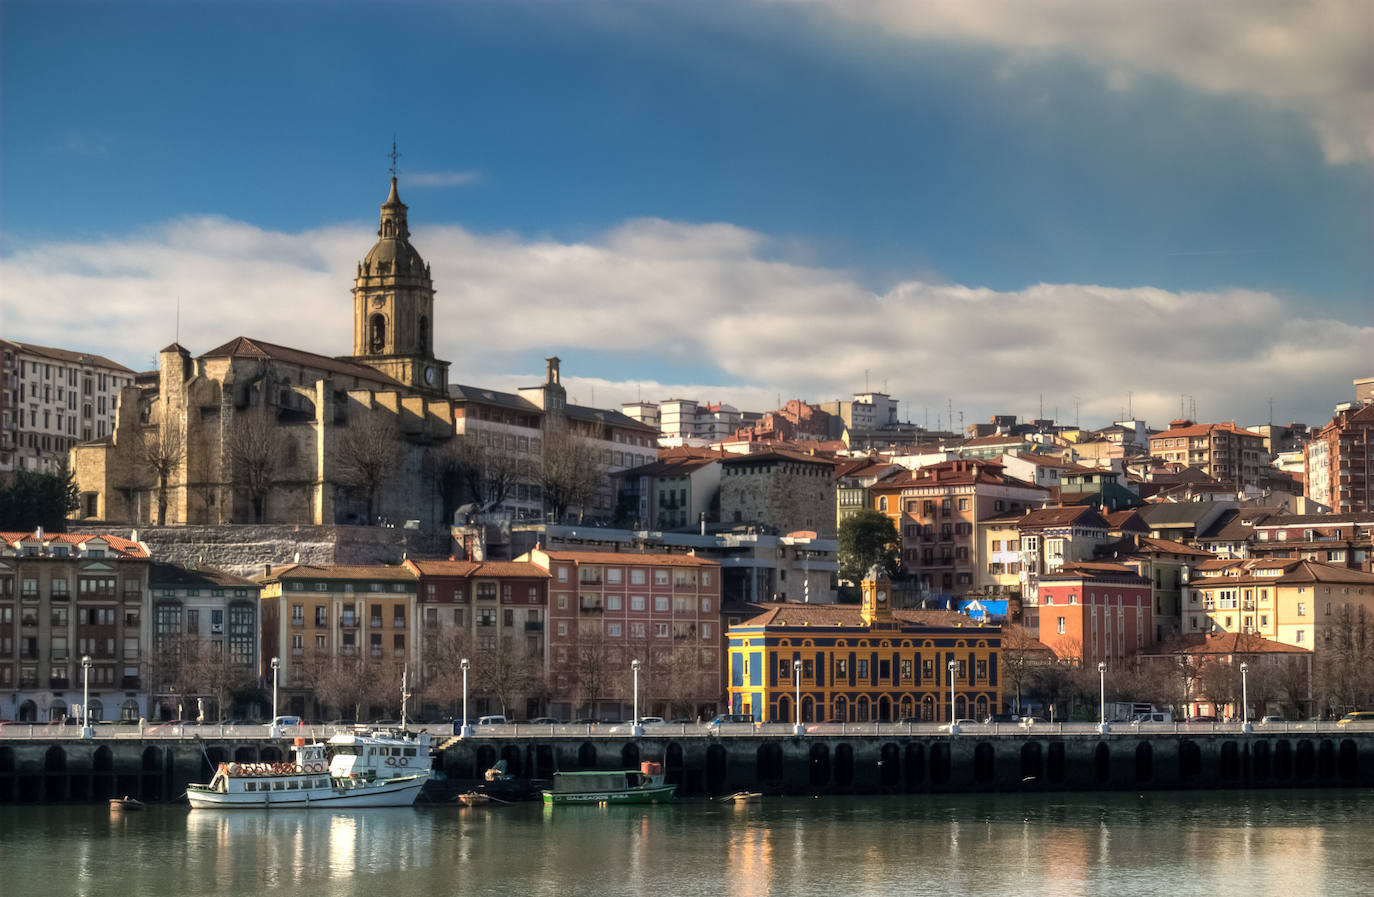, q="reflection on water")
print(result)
[1,792,1371,897]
